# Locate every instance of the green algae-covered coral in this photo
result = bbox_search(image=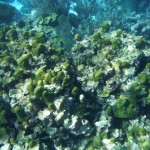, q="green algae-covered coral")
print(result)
[39,13,58,27]
[111,38,122,49]
[87,131,107,149]
[101,22,110,32]
[127,126,146,141]
[140,141,150,150]
[71,86,79,96]
[35,67,46,80]
[93,70,104,81]
[17,53,32,69]
[9,137,16,144]
[102,38,112,46]
[44,70,52,83]
[34,32,47,43]
[116,29,123,36]
[93,32,101,41]
[62,75,71,88]
[13,106,29,122]
[2,14,150,149]
[42,90,55,109]
[27,80,36,94]
[42,90,54,101]
[13,68,25,80]
[7,28,18,40]
[113,93,139,119]
[34,86,44,97]
[29,140,37,148]
[130,82,141,93]
[0,127,15,140]
[56,71,65,82]
[32,44,46,56]
[74,33,81,41]
[137,72,147,85]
